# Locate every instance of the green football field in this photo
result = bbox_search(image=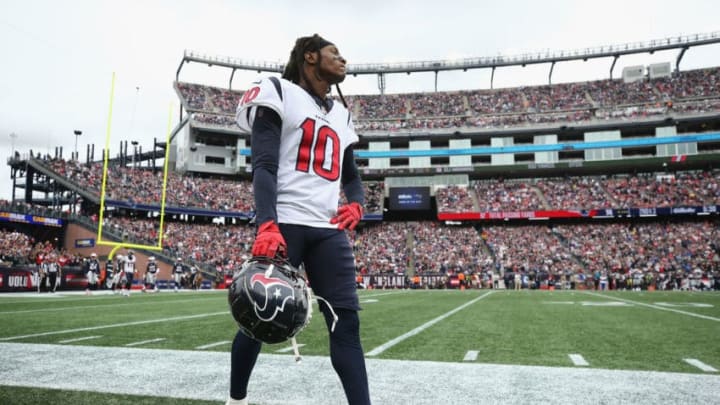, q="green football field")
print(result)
[1,288,719,404]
